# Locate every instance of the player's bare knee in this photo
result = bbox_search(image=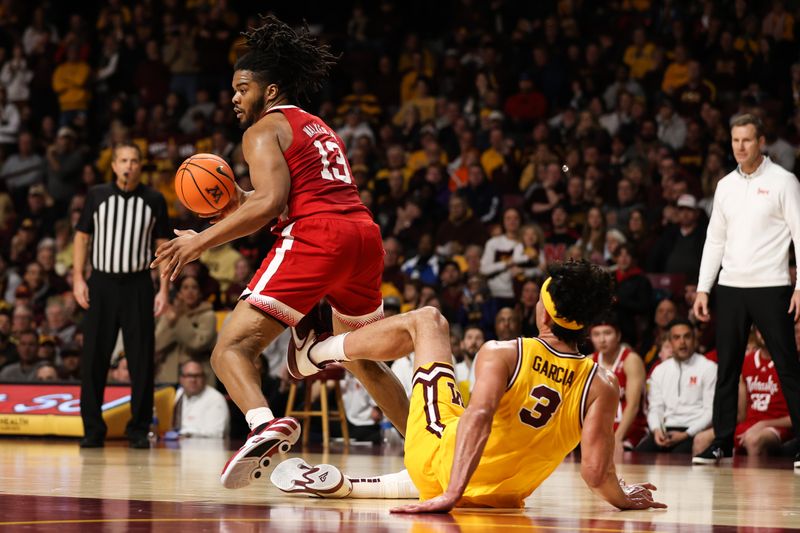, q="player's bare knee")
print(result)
[743,433,762,455]
[414,306,448,335]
